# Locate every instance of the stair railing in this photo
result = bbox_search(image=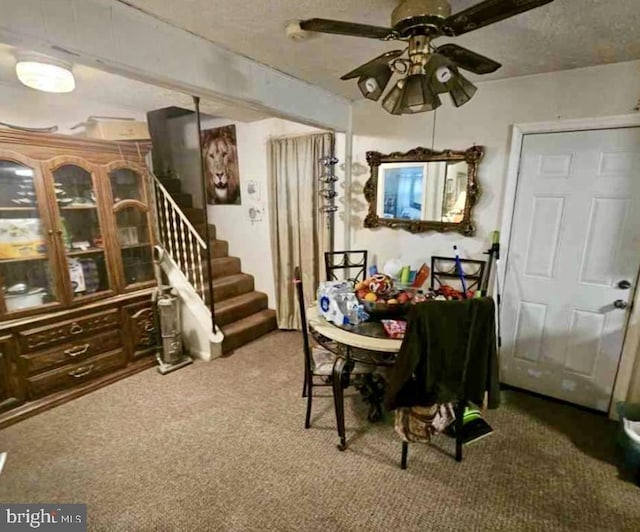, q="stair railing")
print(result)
[150,174,209,305]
